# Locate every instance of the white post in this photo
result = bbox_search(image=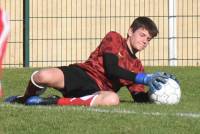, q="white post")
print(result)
[168,0,177,66]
